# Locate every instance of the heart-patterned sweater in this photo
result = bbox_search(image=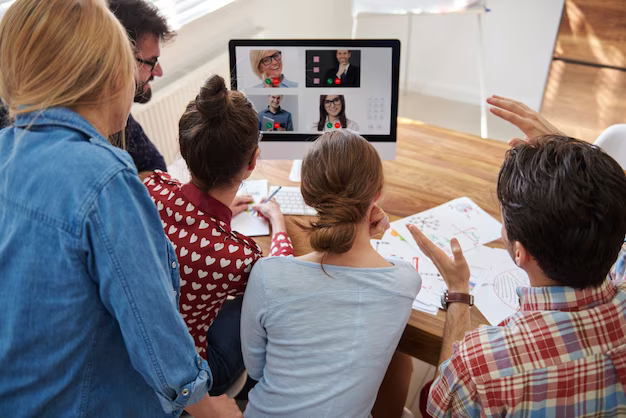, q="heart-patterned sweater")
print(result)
[145,171,293,357]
